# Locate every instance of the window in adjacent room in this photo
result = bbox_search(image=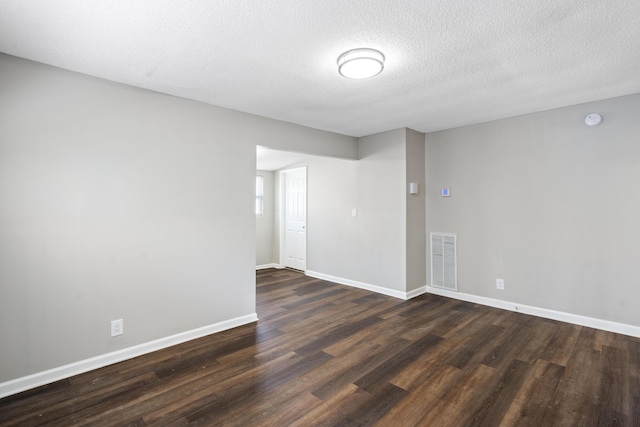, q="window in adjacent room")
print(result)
[256,175,264,216]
